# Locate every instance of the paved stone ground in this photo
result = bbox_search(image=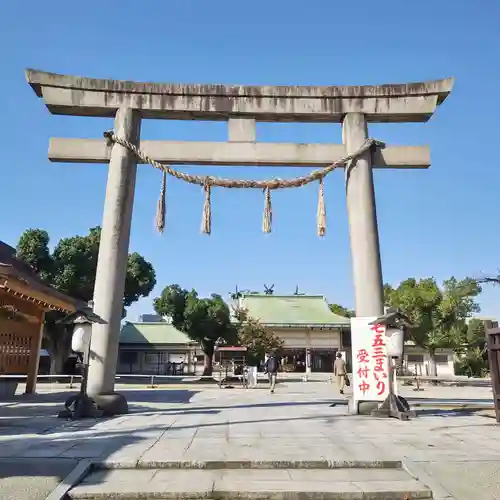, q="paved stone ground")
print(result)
[0,458,77,500]
[0,382,498,499]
